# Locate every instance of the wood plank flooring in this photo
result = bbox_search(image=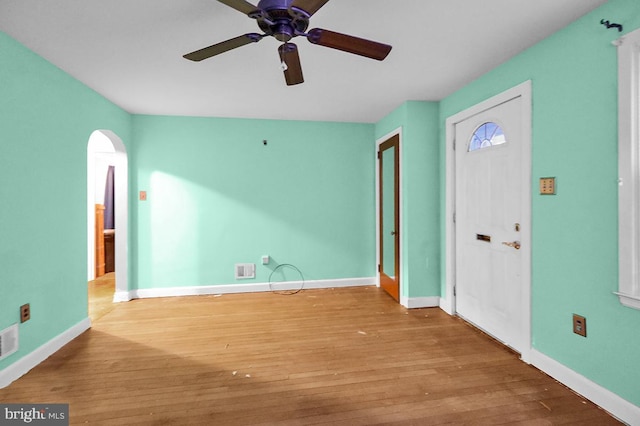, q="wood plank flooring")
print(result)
[0,286,620,425]
[88,272,115,322]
